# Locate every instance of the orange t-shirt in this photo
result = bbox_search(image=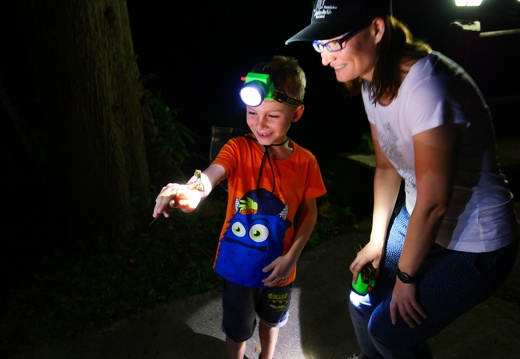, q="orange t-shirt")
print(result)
[211,135,326,288]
